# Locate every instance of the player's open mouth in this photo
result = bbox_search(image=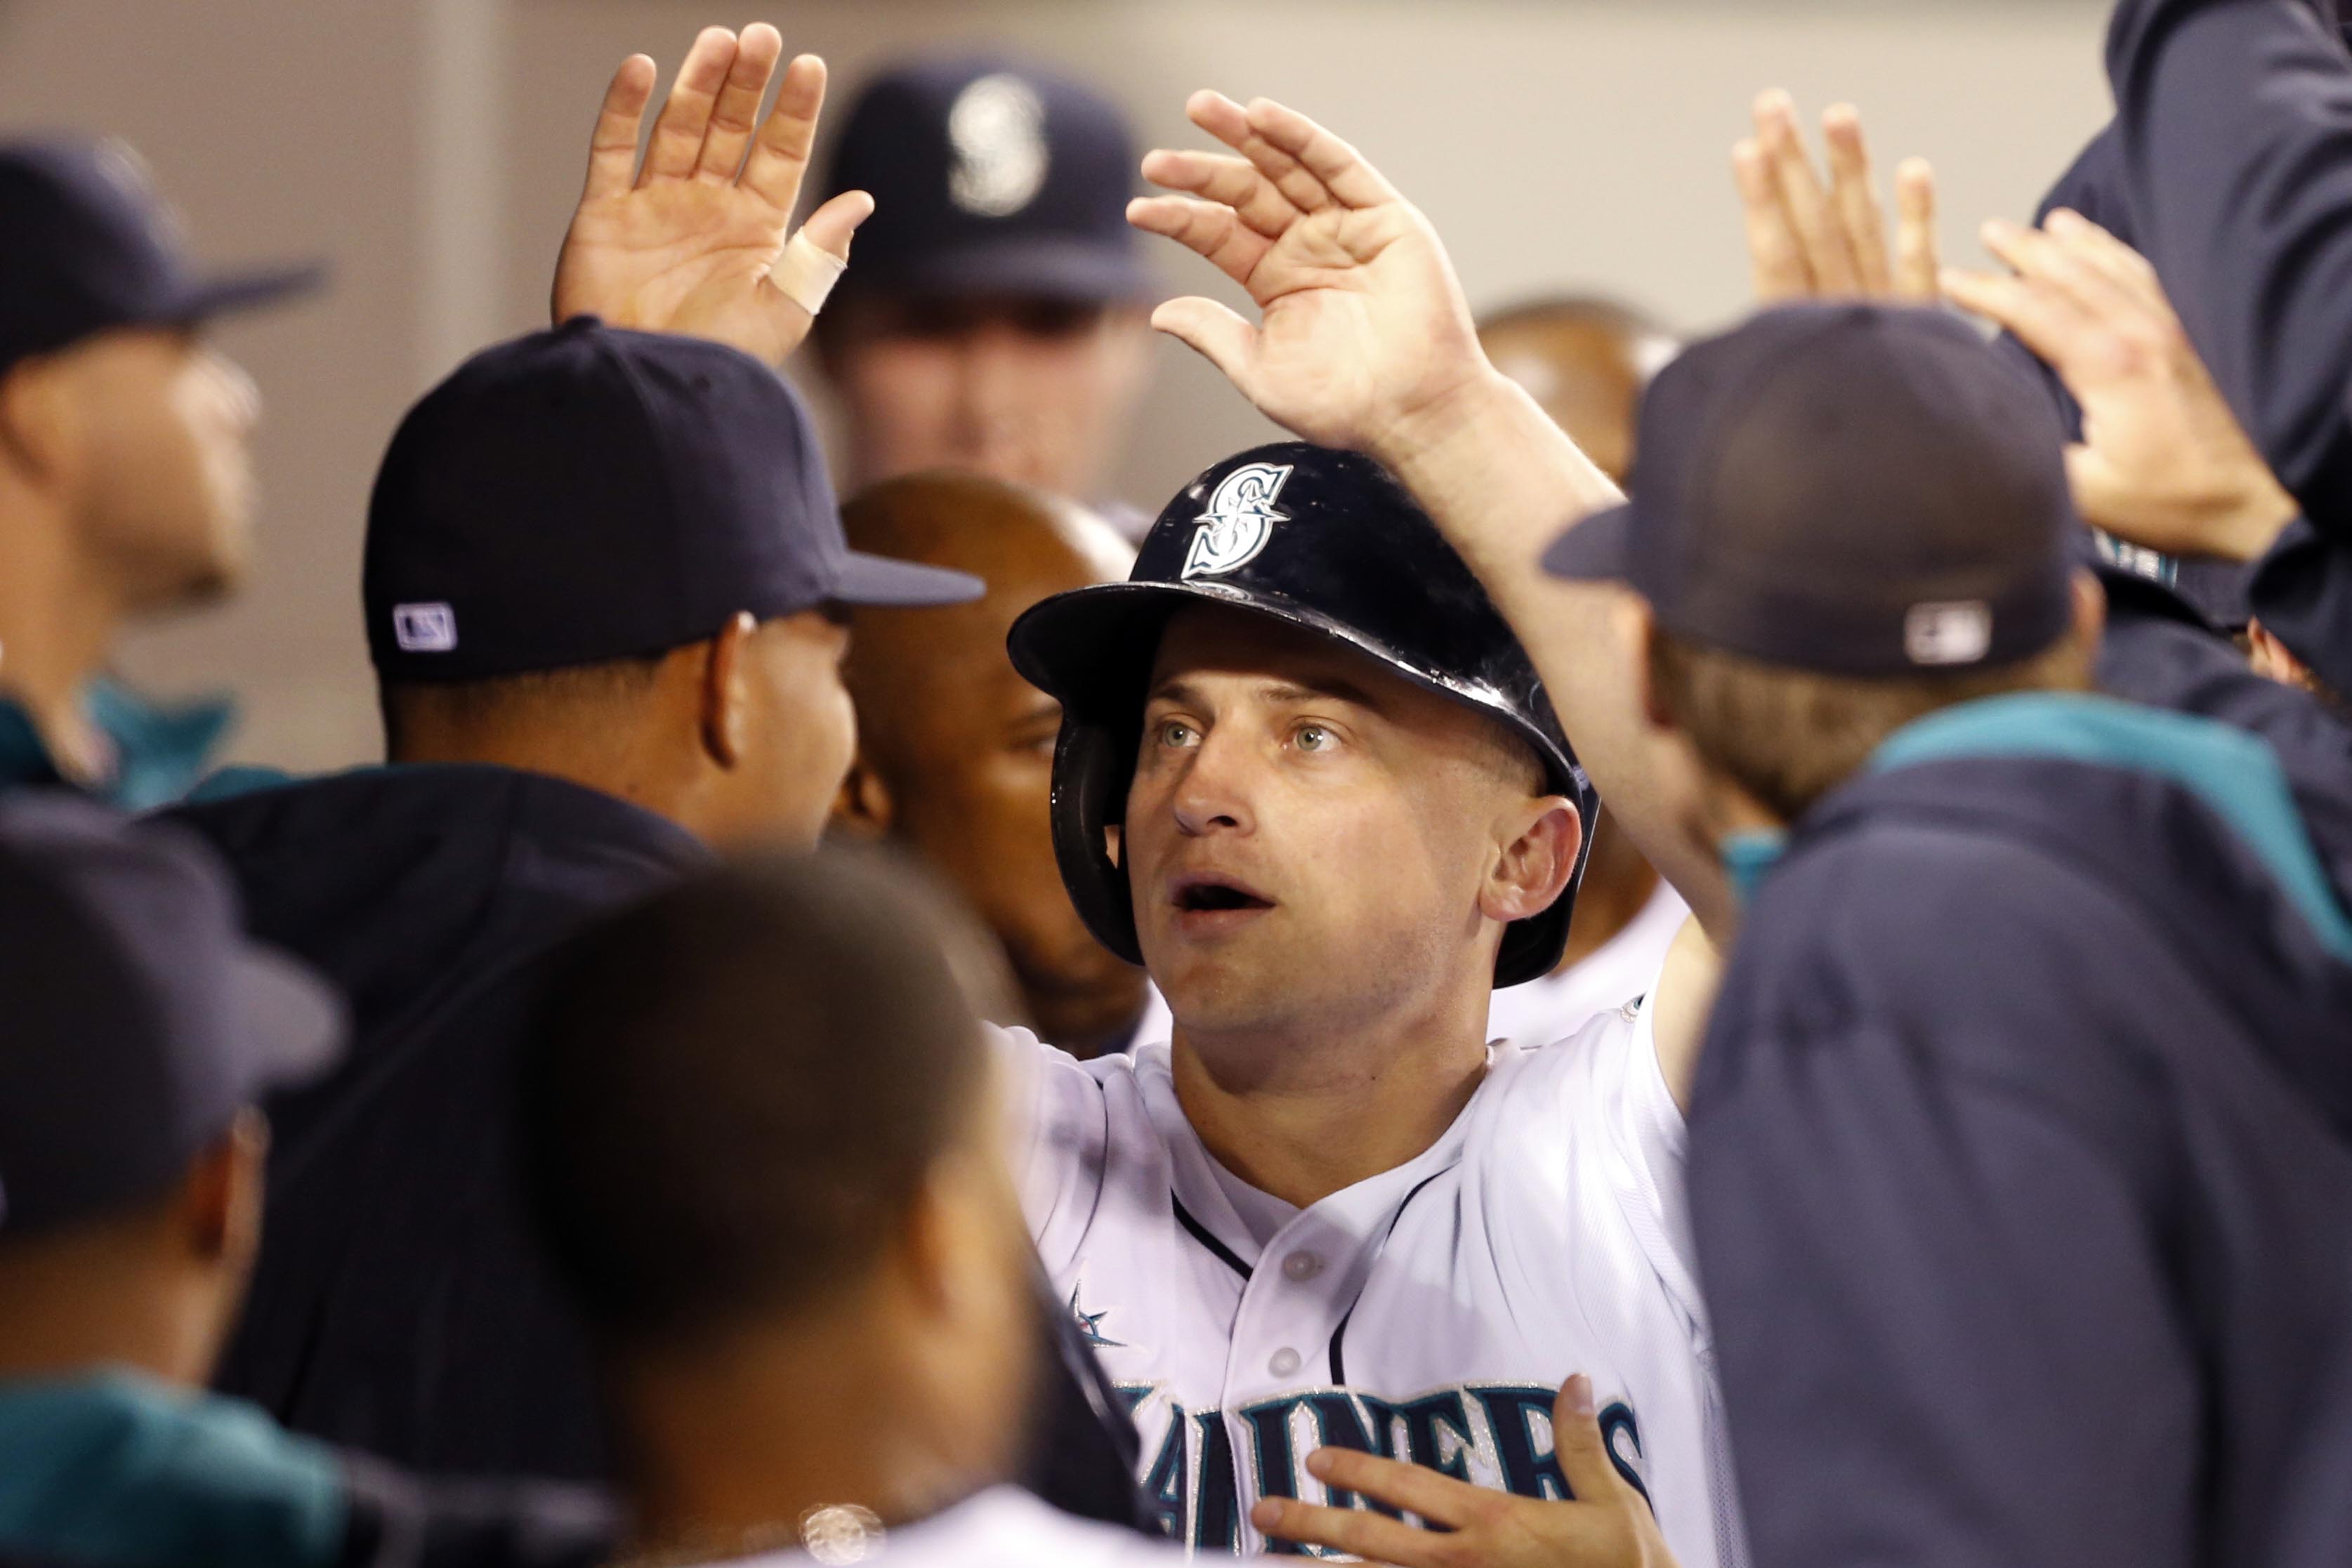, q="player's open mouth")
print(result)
[1169,873,1275,918]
